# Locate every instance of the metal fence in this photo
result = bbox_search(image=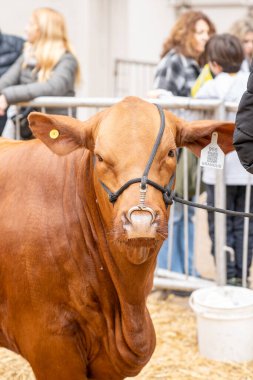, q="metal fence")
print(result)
[11,96,252,291]
[113,59,156,97]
